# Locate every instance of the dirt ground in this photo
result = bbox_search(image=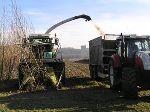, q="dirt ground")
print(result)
[0,60,150,112]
